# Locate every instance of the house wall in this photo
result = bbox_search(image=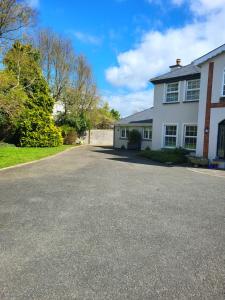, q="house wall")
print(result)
[151,82,199,150]
[196,52,225,159]
[114,125,152,150]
